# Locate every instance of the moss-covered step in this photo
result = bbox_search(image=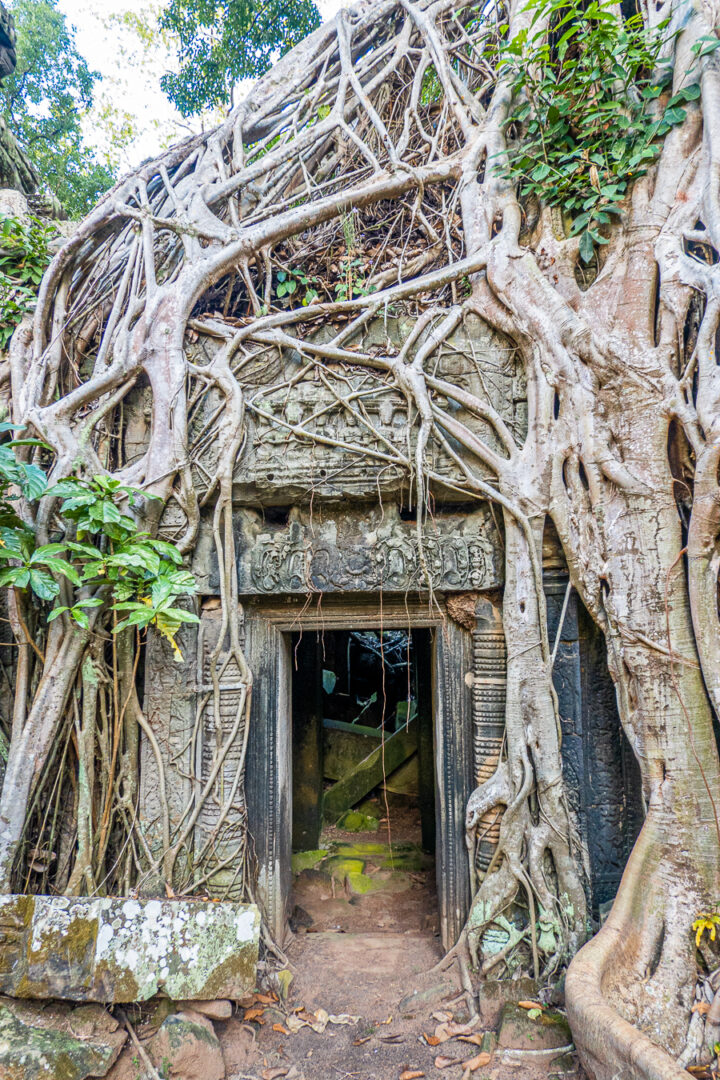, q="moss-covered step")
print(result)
[0,894,260,1003]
